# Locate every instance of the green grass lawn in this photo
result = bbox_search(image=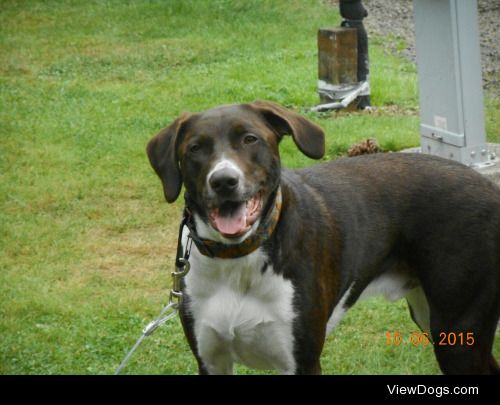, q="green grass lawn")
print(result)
[1,0,498,375]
